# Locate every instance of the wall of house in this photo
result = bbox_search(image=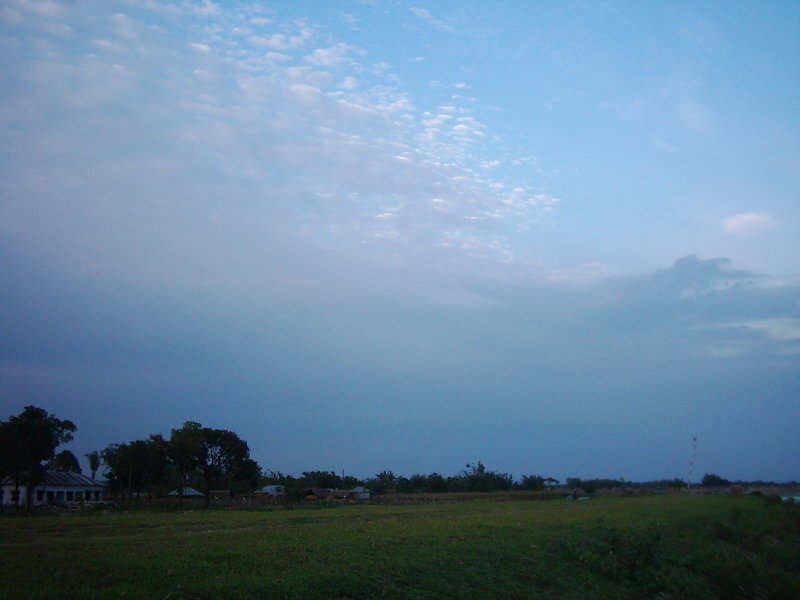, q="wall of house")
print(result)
[1,485,102,507]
